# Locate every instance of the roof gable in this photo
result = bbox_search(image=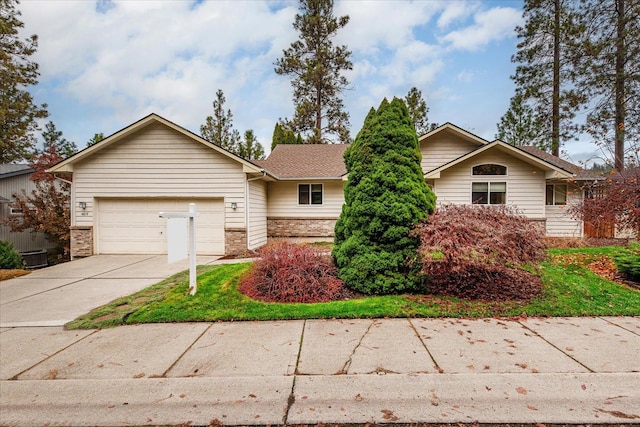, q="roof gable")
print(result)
[424,140,575,179]
[48,113,262,174]
[255,144,349,179]
[419,123,488,147]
